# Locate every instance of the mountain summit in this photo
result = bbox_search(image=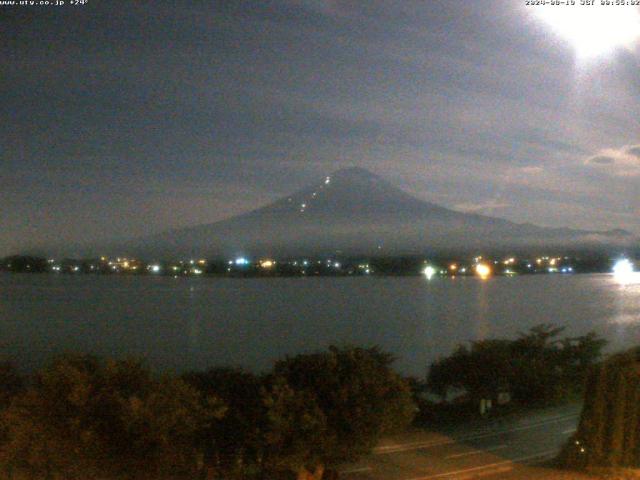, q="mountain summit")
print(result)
[122,167,631,257]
